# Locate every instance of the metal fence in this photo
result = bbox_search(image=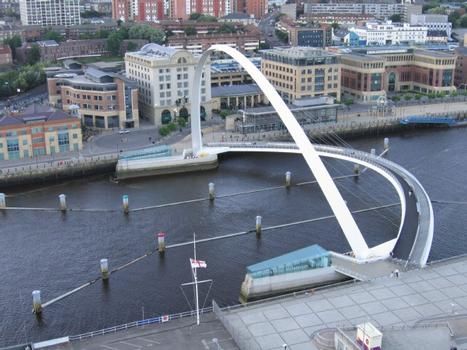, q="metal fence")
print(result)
[68,306,213,341]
